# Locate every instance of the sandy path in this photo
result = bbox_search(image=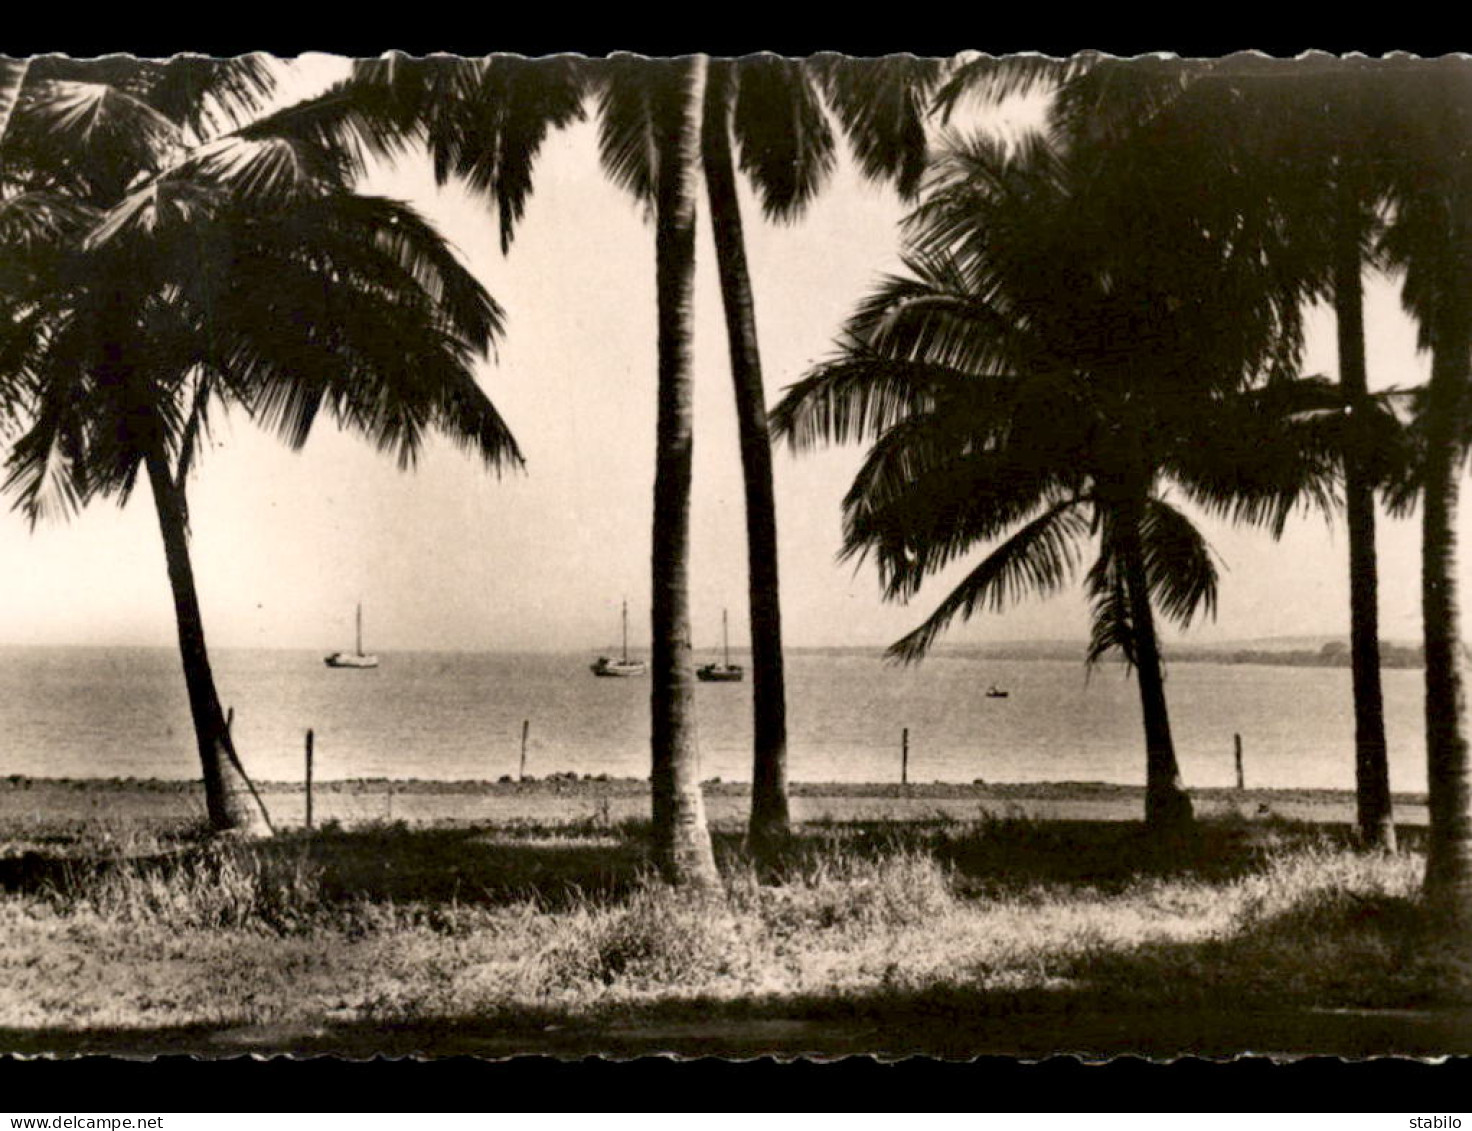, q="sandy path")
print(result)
[0,777,1430,830]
